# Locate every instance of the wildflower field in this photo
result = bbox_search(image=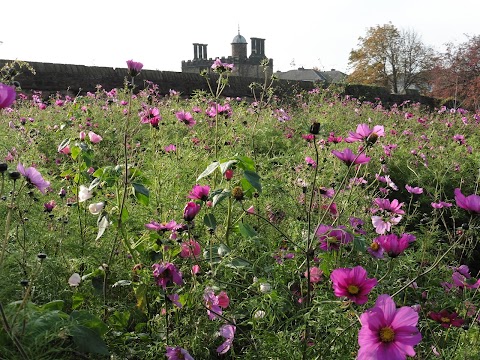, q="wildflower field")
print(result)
[0,60,479,359]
